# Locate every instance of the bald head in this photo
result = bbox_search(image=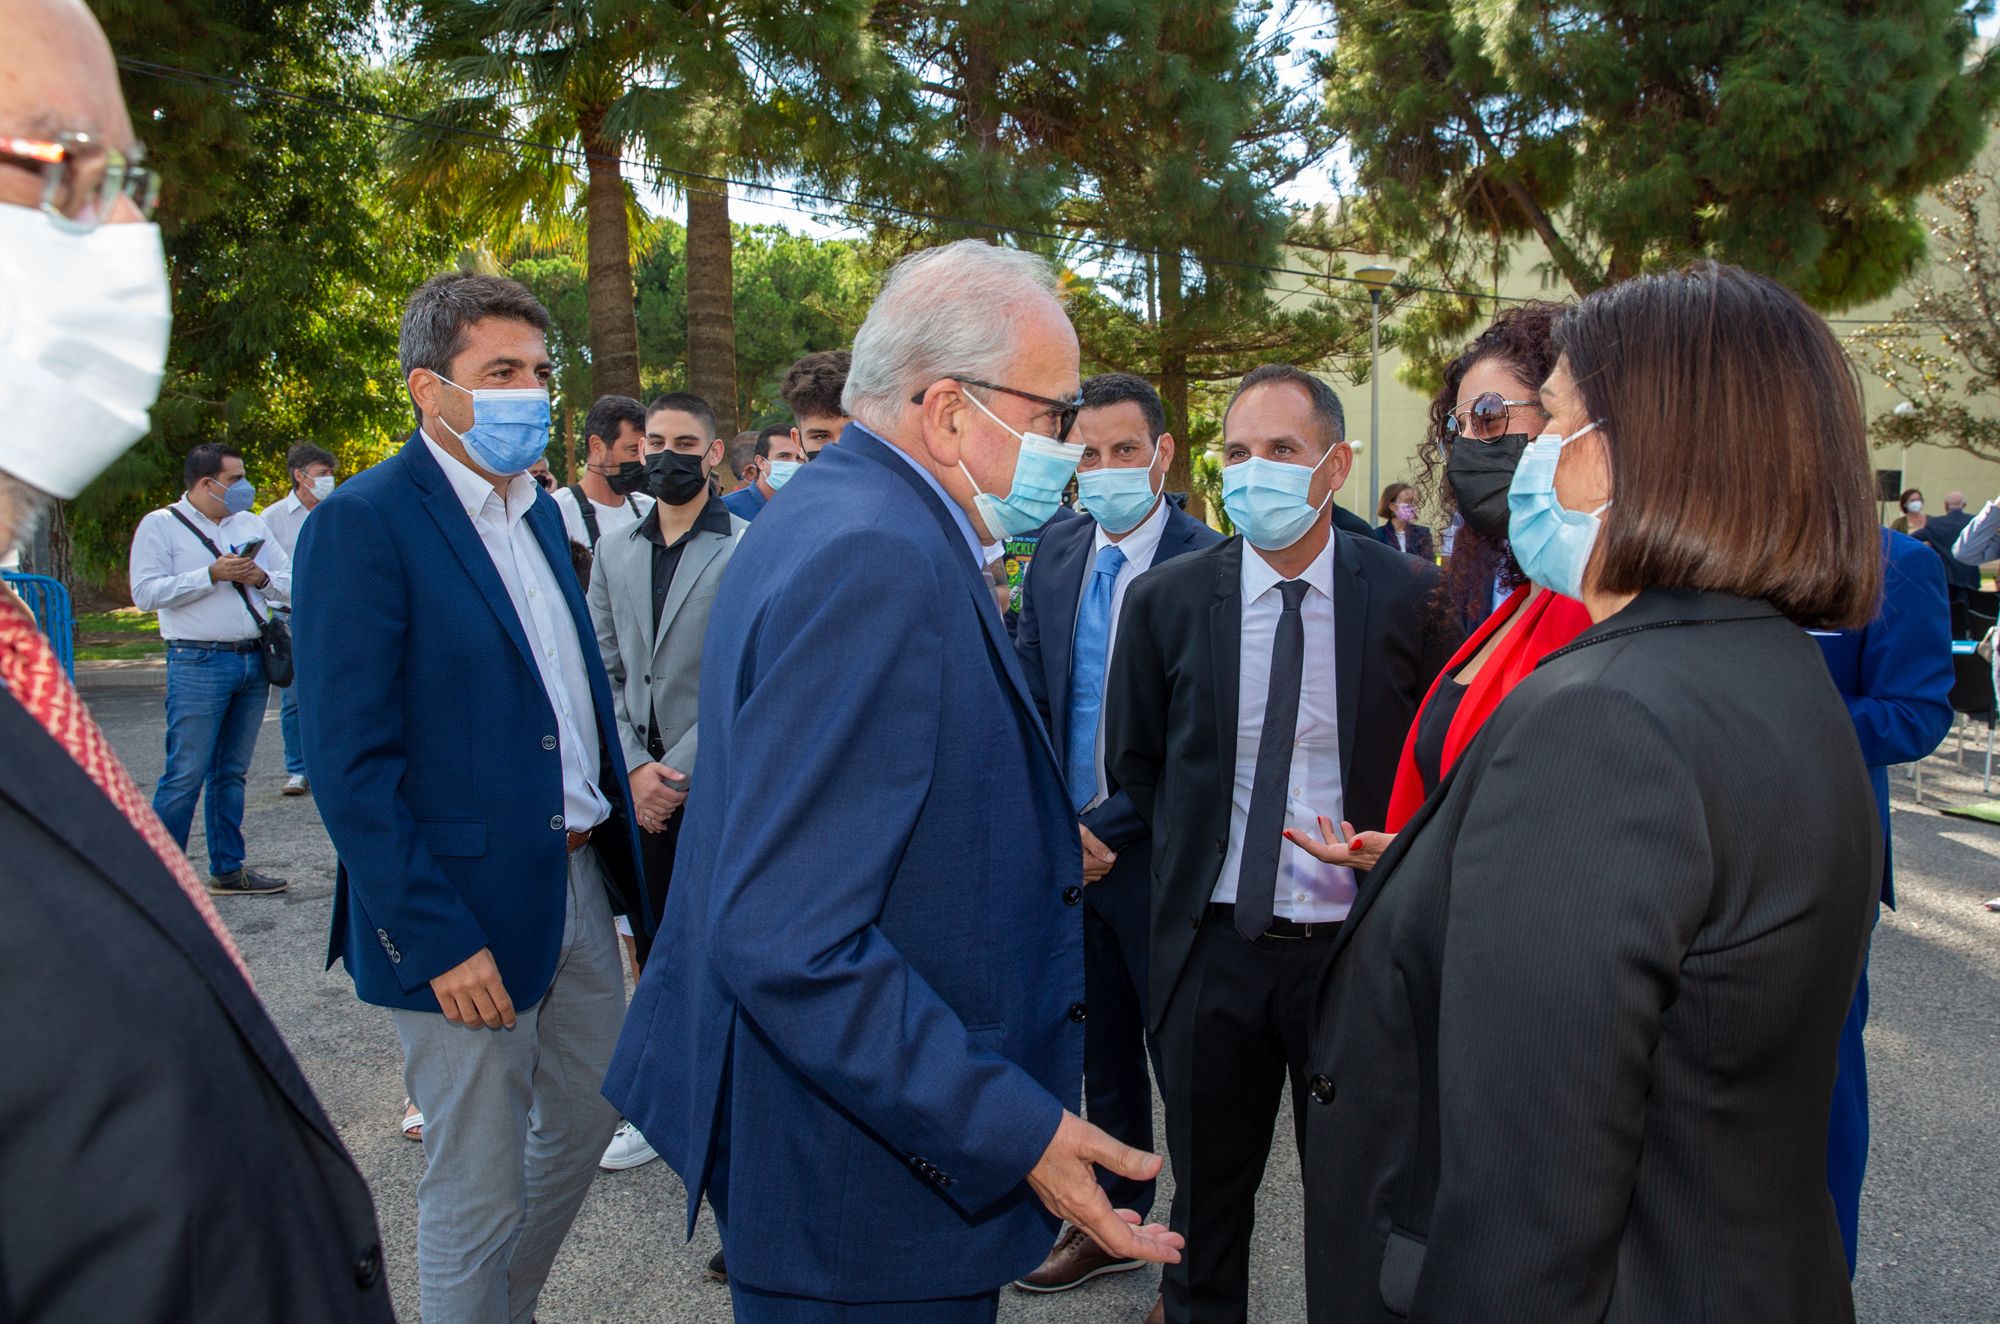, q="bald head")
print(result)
[1947,491,1967,512]
[0,0,137,207]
